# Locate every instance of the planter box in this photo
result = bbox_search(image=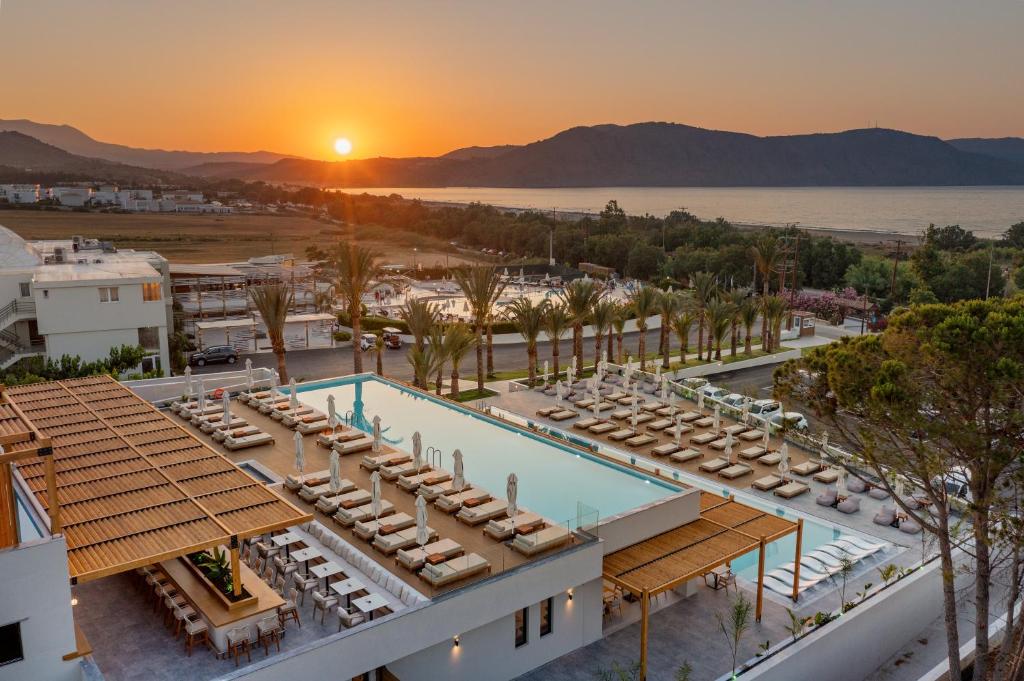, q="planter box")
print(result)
[182,556,257,612]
